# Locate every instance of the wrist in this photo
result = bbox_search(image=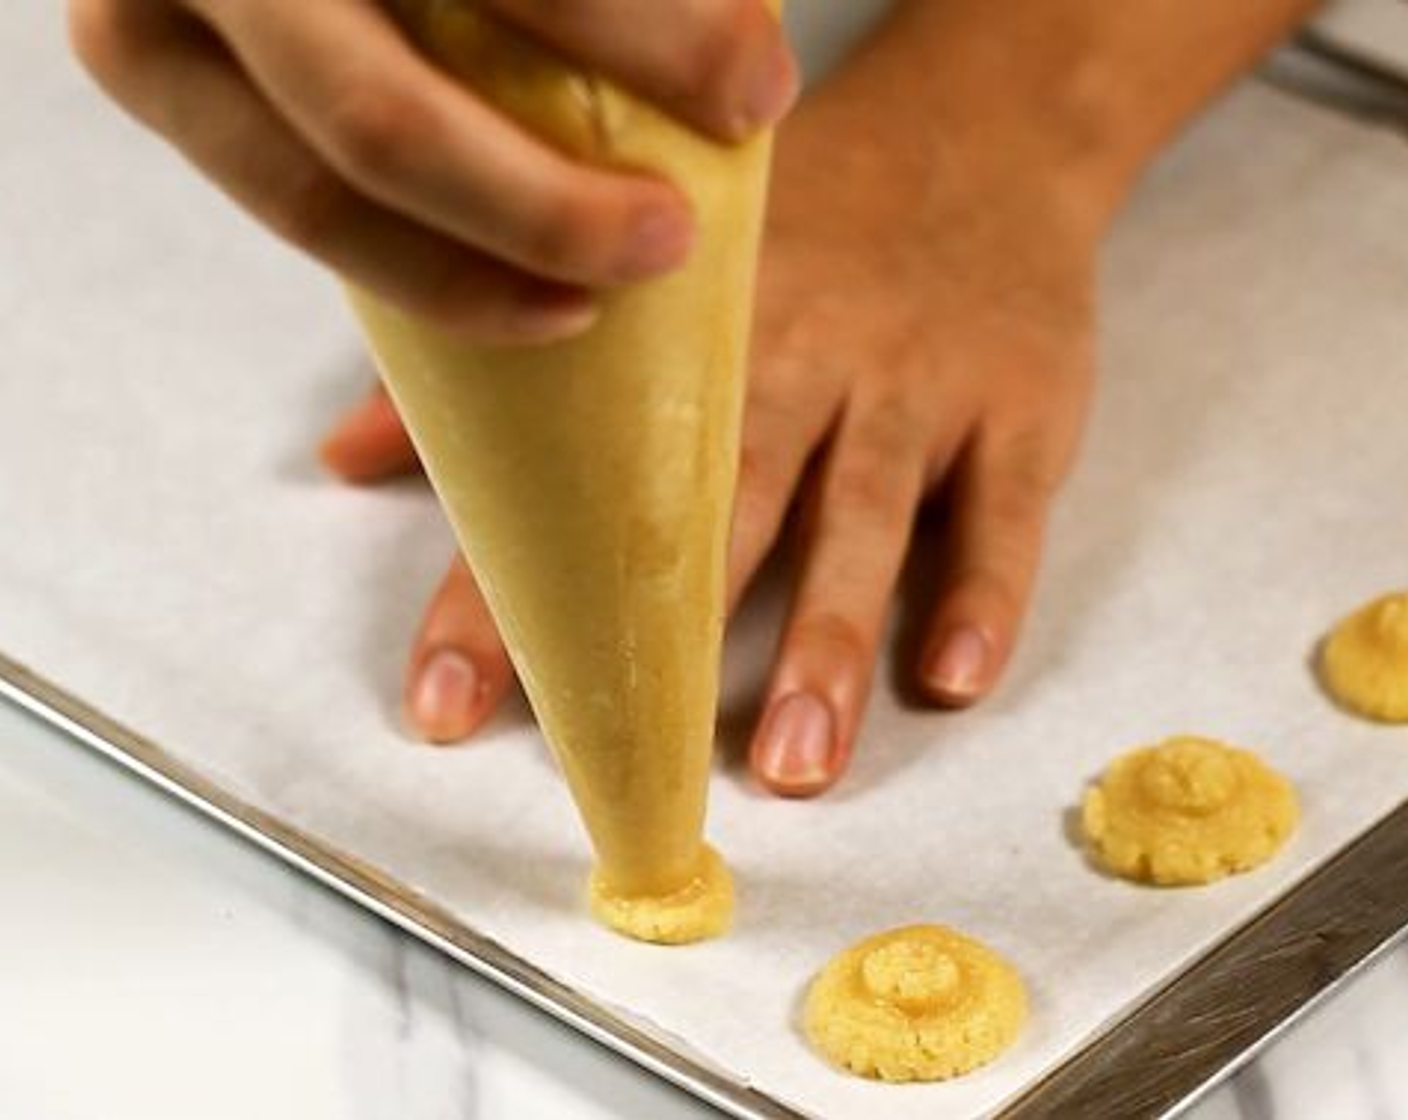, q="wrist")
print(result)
[805,2,1167,245]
